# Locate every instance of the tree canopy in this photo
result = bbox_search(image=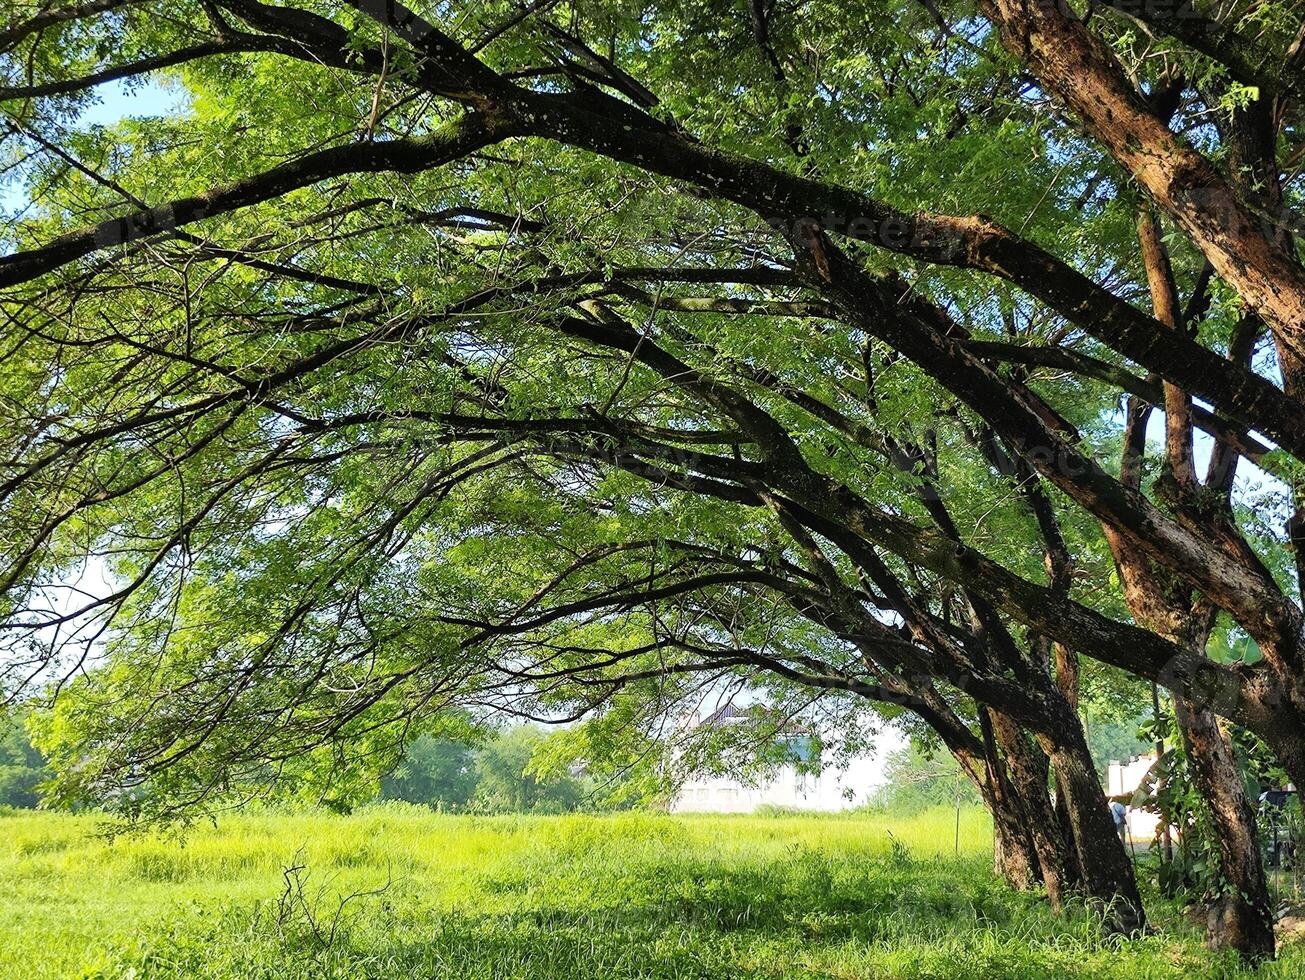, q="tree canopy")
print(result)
[3,0,1305,959]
